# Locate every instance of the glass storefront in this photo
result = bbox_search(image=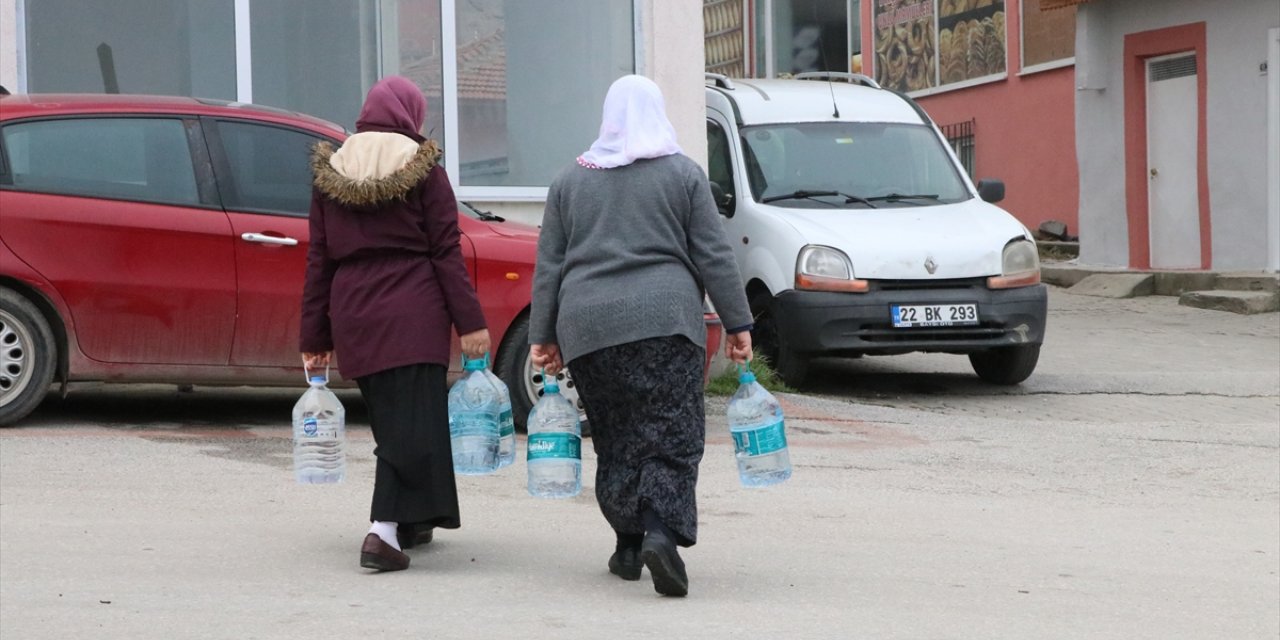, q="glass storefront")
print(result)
[19,0,634,191]
[24,0,235,99]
